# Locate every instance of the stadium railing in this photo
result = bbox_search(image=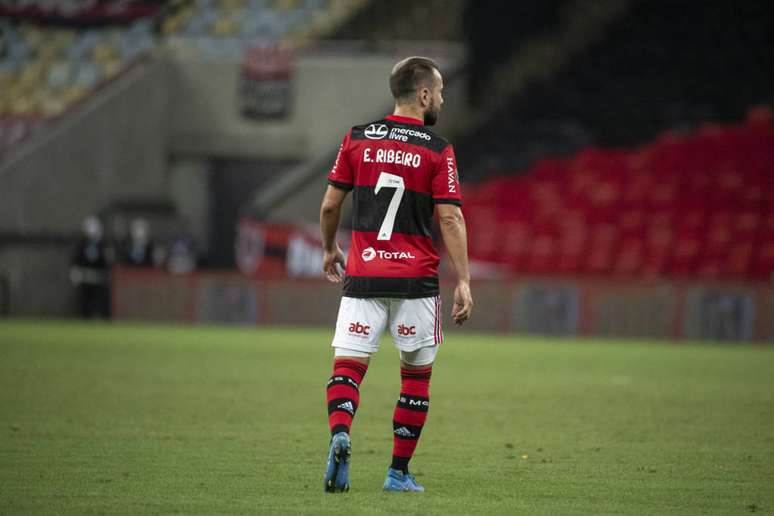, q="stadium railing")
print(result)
[109,267,774,342]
